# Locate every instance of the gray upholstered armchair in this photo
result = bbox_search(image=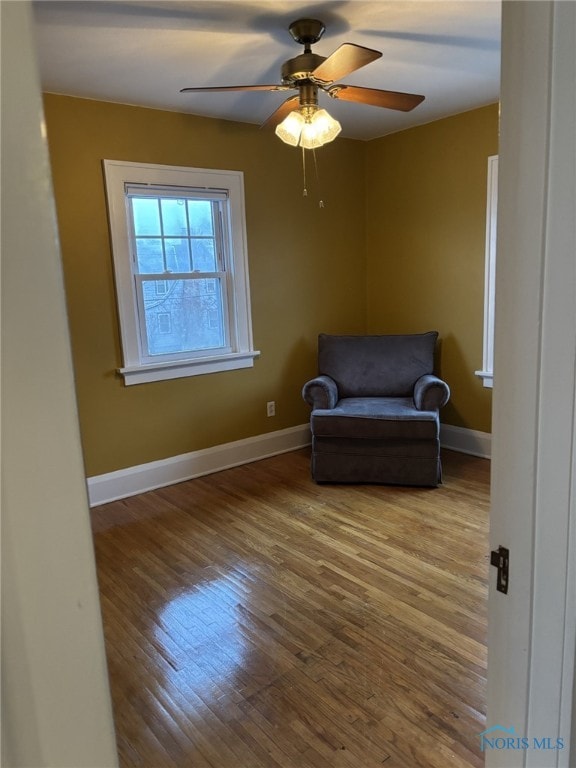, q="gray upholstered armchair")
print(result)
[302,332,450,486]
